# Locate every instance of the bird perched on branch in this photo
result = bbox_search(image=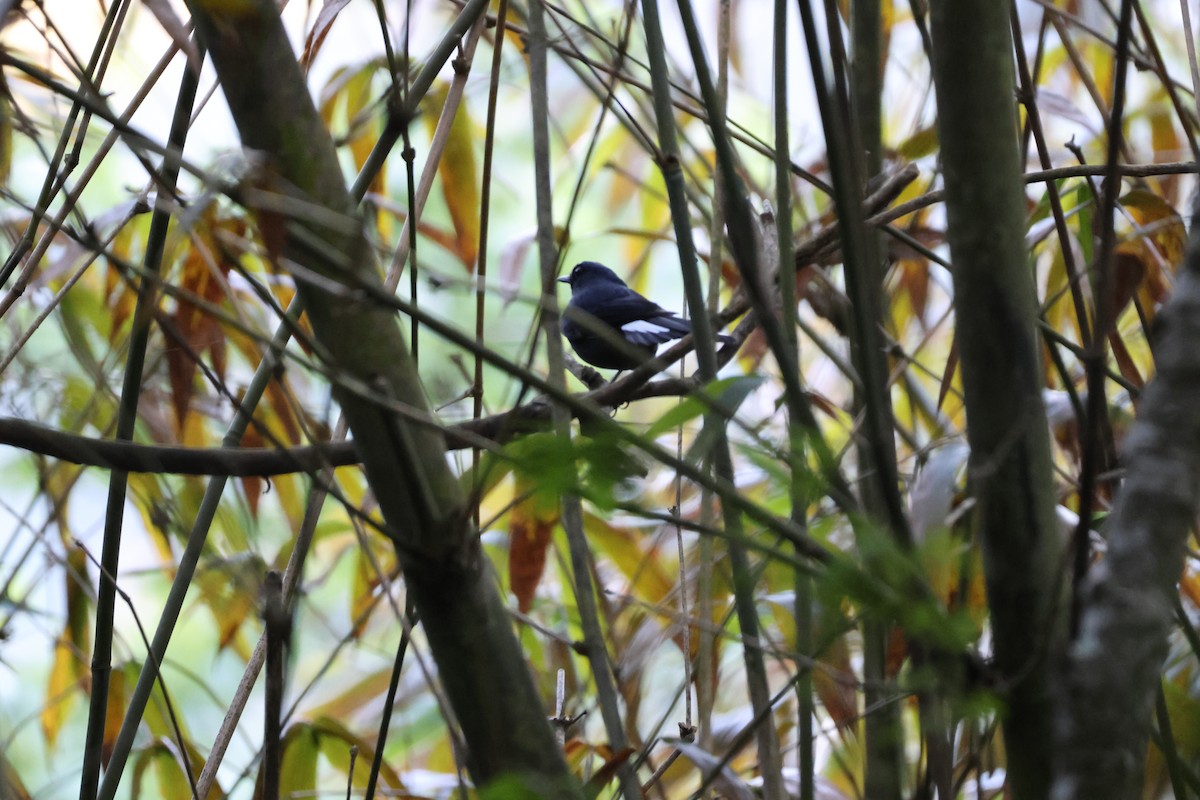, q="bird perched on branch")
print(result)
[557,261,730,370]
